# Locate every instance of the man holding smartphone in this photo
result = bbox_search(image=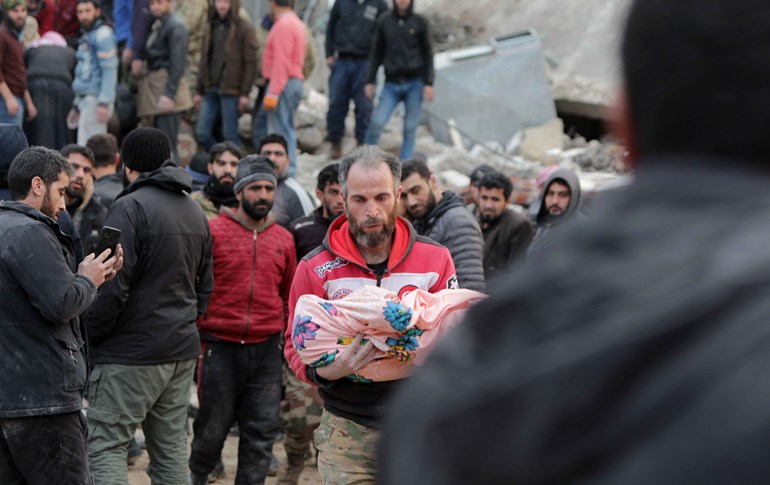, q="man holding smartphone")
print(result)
[0,146,122,483]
